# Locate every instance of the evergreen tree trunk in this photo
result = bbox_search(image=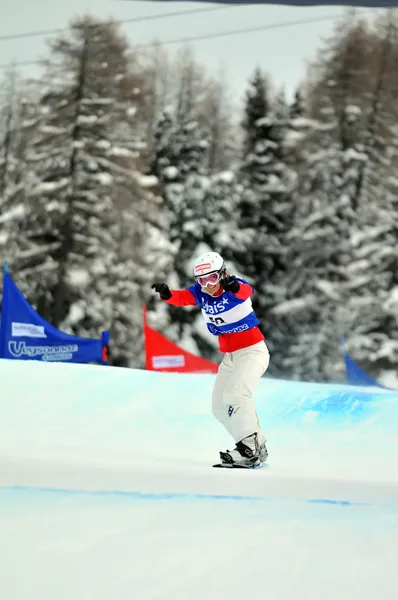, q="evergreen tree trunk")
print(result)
[51,27,90,327]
